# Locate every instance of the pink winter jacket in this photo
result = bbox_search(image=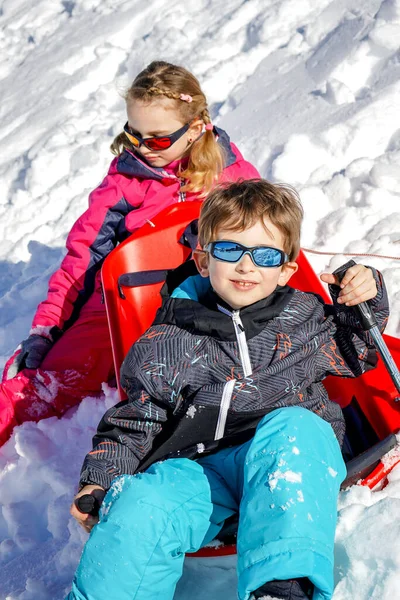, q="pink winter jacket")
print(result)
[32,128,260,332]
